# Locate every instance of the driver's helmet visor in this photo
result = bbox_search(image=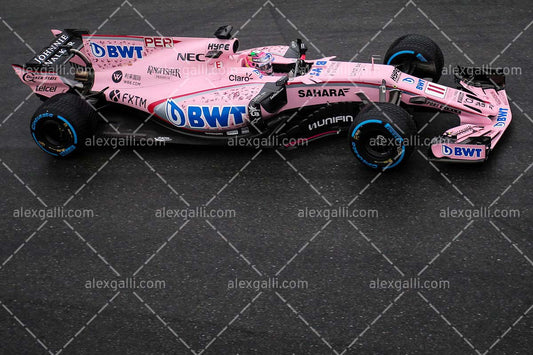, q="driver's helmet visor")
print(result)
[250,52,273,74]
